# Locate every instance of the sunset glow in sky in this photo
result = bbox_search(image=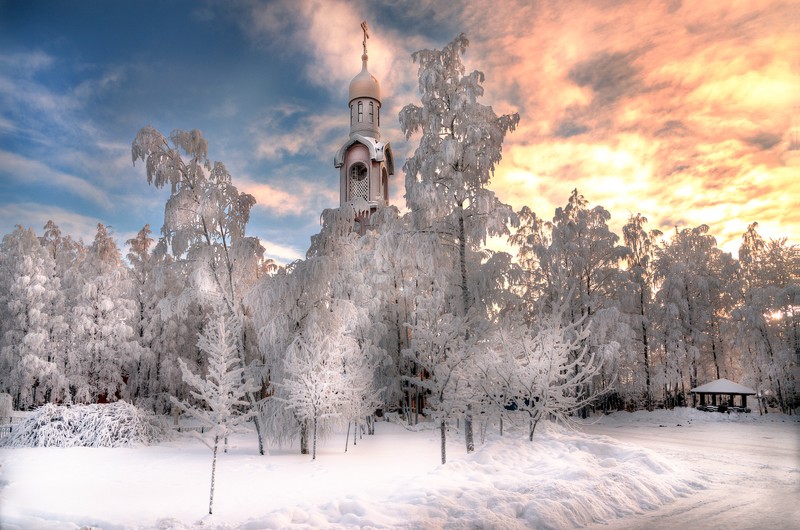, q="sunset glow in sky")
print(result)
[1,0,797,262]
